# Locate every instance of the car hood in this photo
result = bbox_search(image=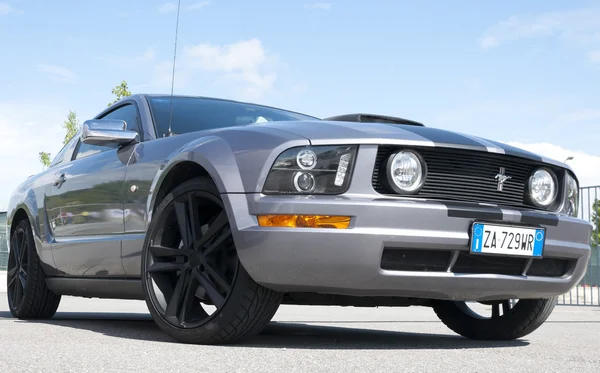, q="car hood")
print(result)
[258,120,568,168]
